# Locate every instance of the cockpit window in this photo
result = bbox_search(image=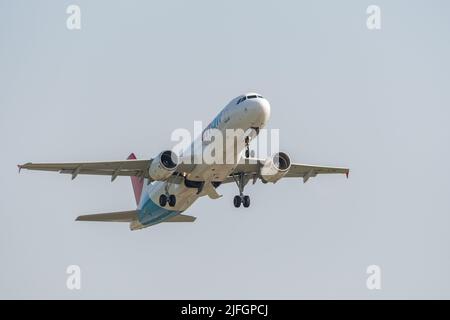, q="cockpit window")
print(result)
[237,96,247,104]
[237,95,263,104]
